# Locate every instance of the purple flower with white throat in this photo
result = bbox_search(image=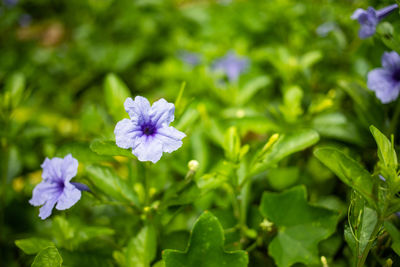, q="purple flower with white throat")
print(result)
[213,51,249,82]
[114,96,186,163]
[367,51,400,103]
[29,154,86,220]
[351,4,398,39]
